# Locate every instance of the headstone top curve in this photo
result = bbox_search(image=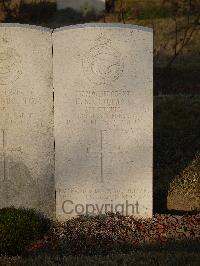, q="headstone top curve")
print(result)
[0,23,52,33]
[53,23,153,33]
